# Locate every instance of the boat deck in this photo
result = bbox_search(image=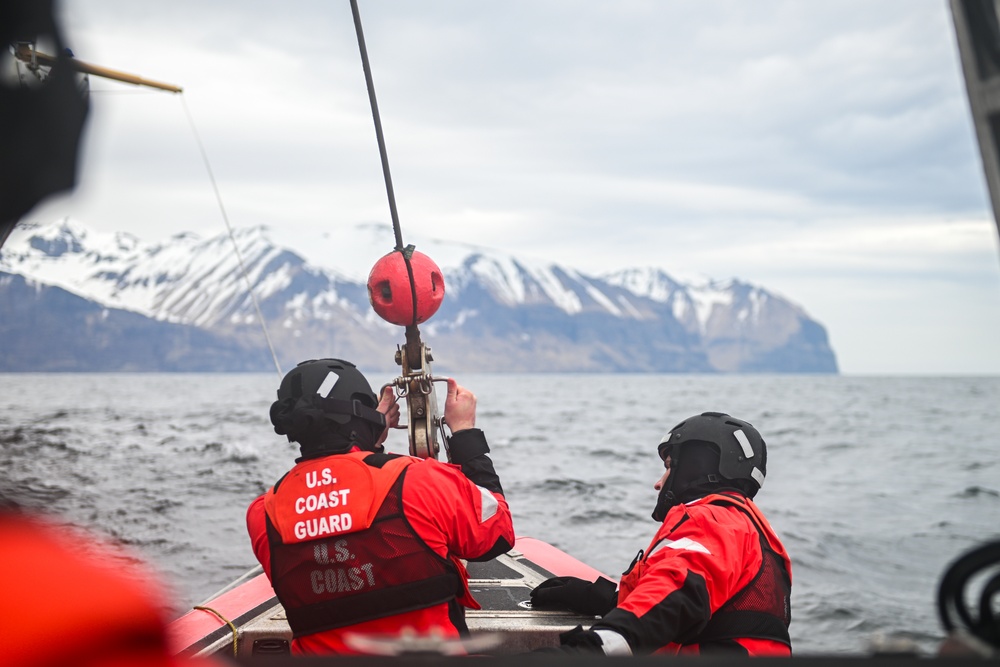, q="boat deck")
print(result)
[169,537,606,659]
